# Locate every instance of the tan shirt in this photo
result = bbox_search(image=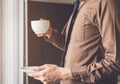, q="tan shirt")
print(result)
[47,0,120,84]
